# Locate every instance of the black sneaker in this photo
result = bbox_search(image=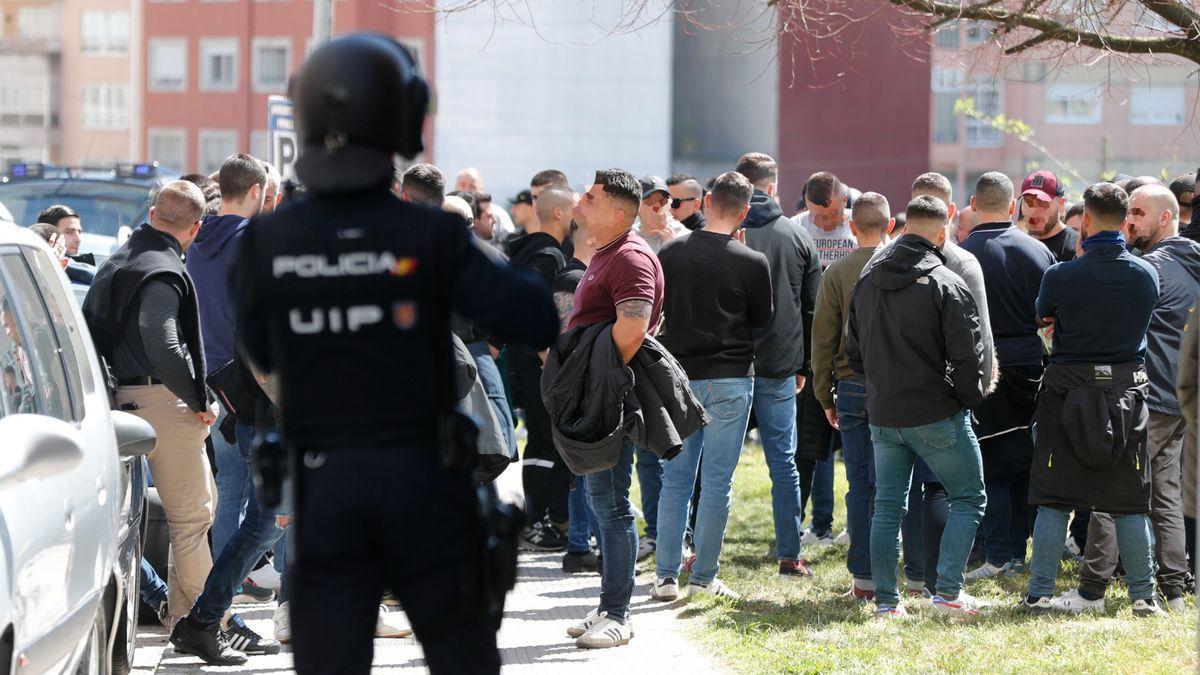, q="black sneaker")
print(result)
[223,614,282,655]
[563,550,600,573]
[170,617,248,666]
[521,518,567,551]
